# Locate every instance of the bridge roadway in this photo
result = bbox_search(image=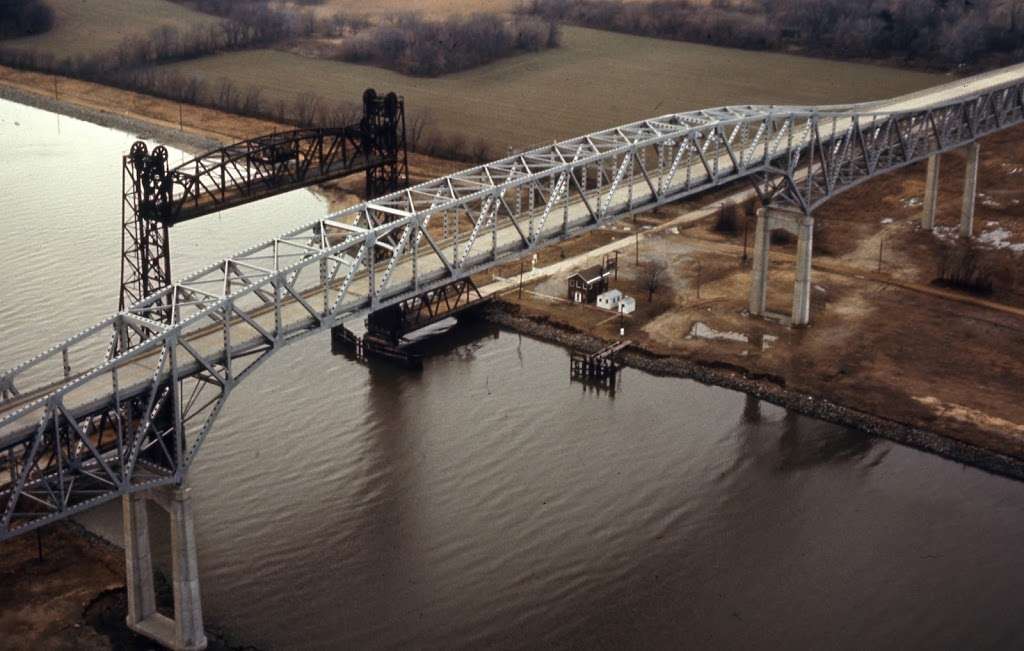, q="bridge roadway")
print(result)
[2,62,1024,533]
